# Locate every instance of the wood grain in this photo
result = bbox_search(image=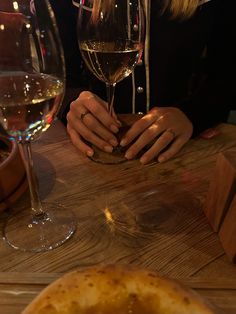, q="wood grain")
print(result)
[0,116,236,313]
